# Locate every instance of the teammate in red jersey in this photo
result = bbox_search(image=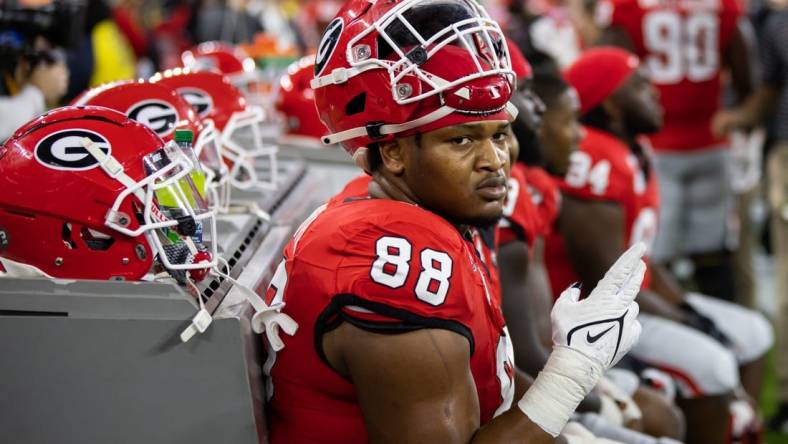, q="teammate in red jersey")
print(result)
[261,0,647,442]
[544,47,771,444]
[501,67,687,440]
[596,0,757,301]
